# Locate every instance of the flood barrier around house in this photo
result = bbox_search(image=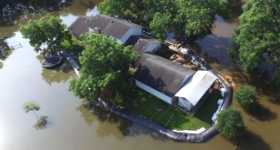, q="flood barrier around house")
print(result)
[65,52,233,143]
